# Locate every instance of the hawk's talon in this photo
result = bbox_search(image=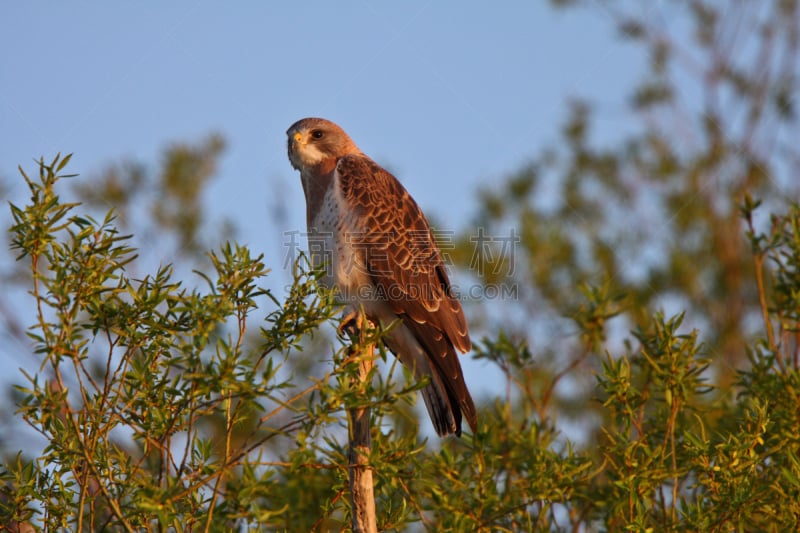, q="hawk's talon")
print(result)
[337,307,363,339]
